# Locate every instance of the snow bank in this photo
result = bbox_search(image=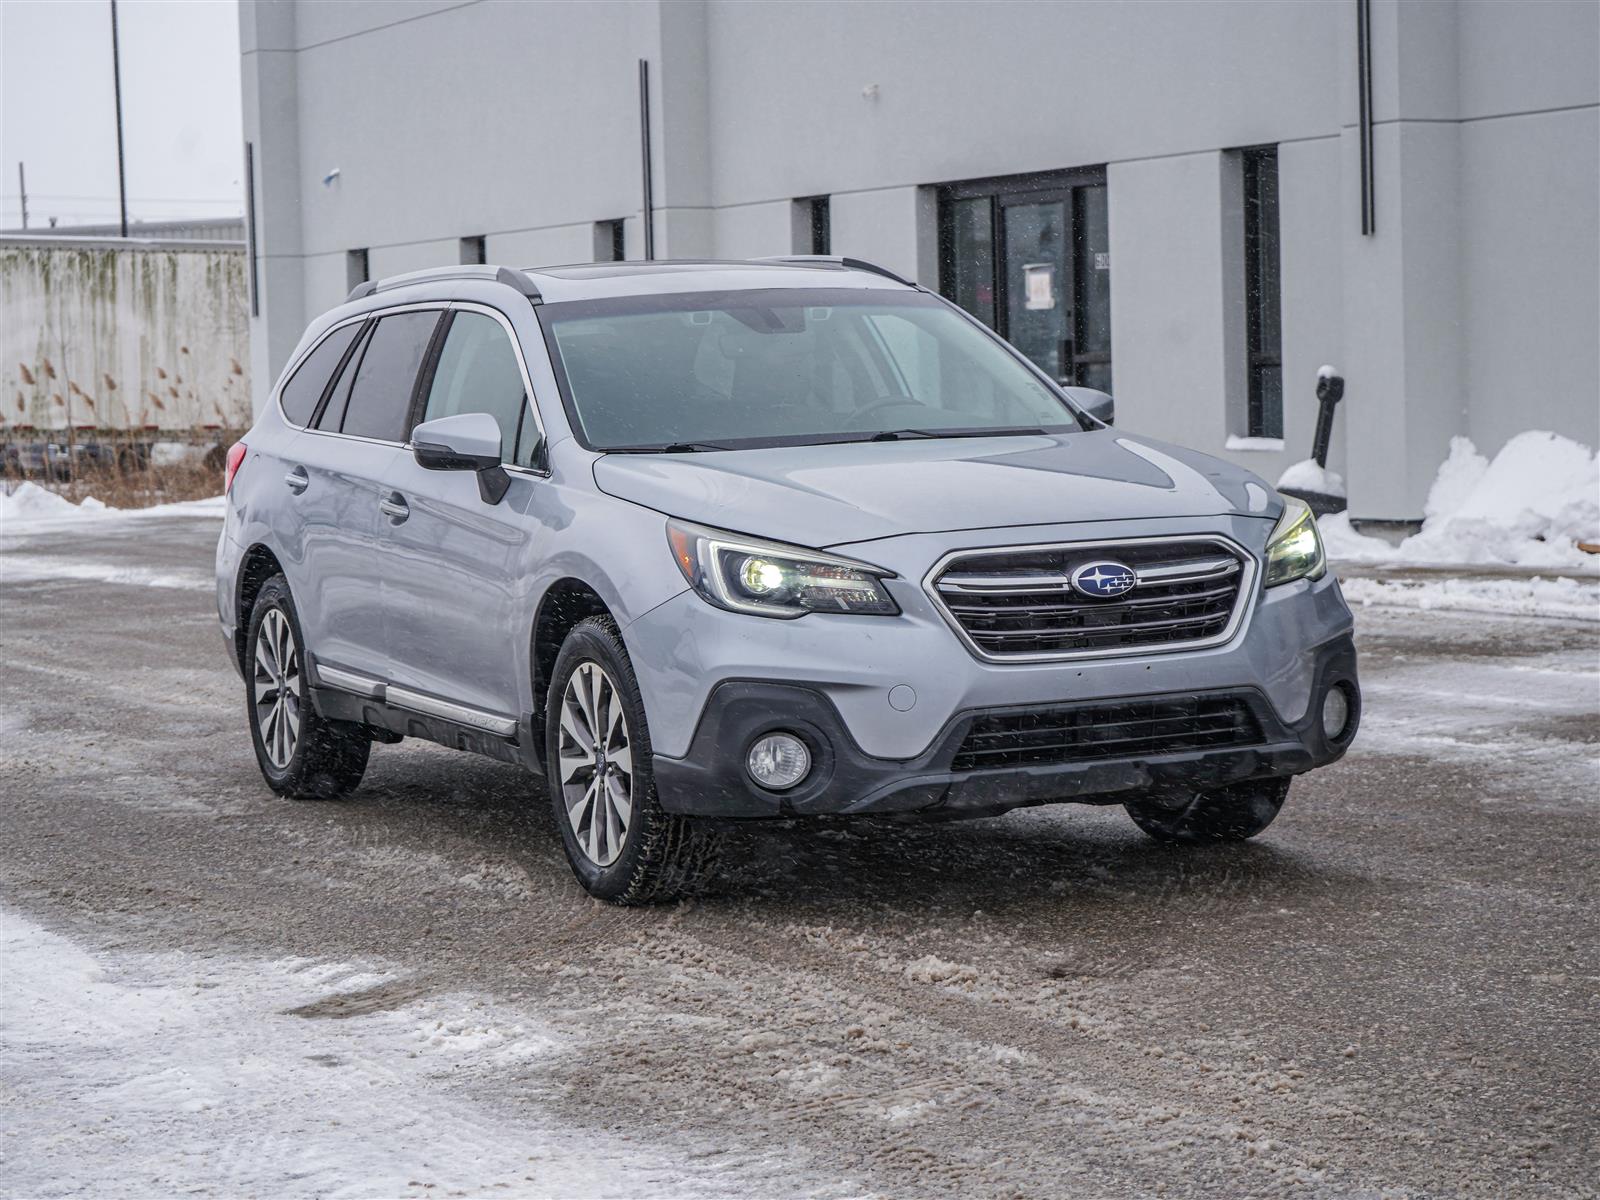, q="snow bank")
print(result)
[1339,575,1599,621]
[1277,459,1346,498]
[0,481,225,530]
[1323,432,1599,572]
